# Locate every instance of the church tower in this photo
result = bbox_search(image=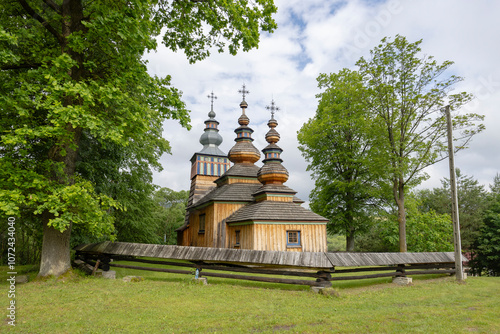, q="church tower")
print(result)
[187,92,230,206]
[179,88,328,251]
